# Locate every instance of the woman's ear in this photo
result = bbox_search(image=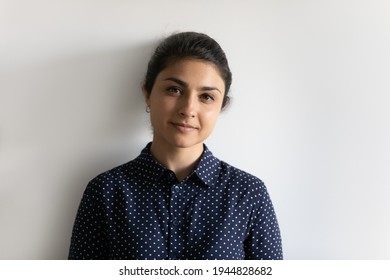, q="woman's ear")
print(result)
[142,83,151,107]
